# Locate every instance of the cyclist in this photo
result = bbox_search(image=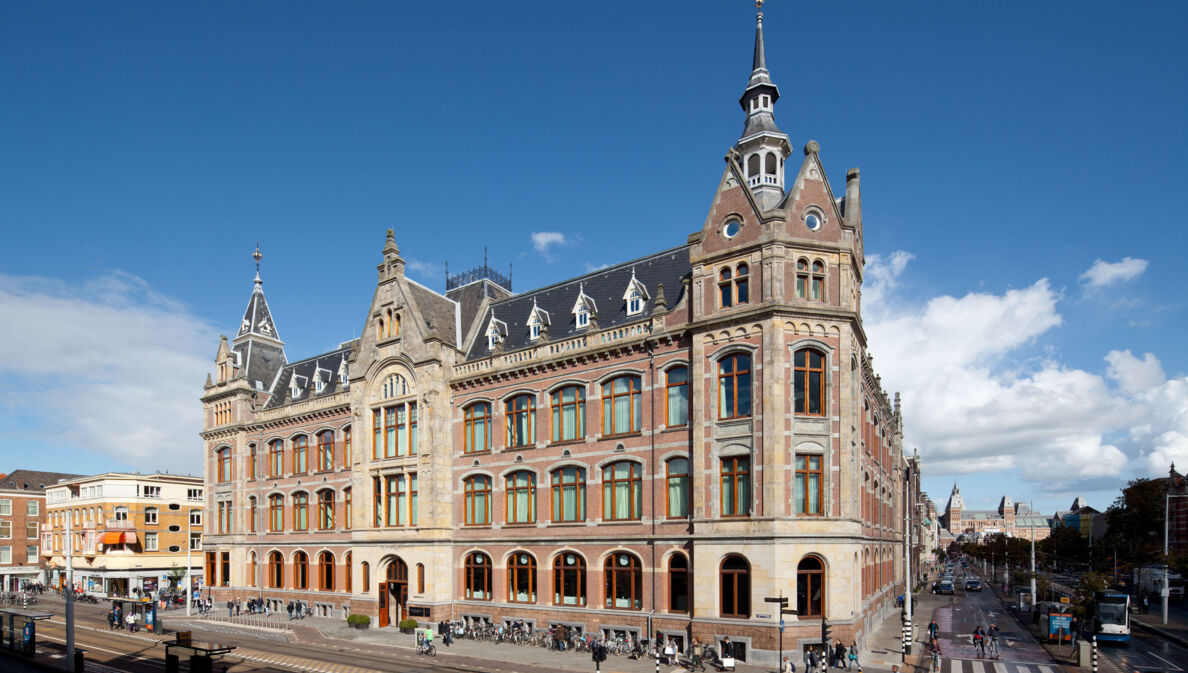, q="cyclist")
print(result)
[424,625,435,655]
[929,639,942,673]
[987,624,1000,657]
